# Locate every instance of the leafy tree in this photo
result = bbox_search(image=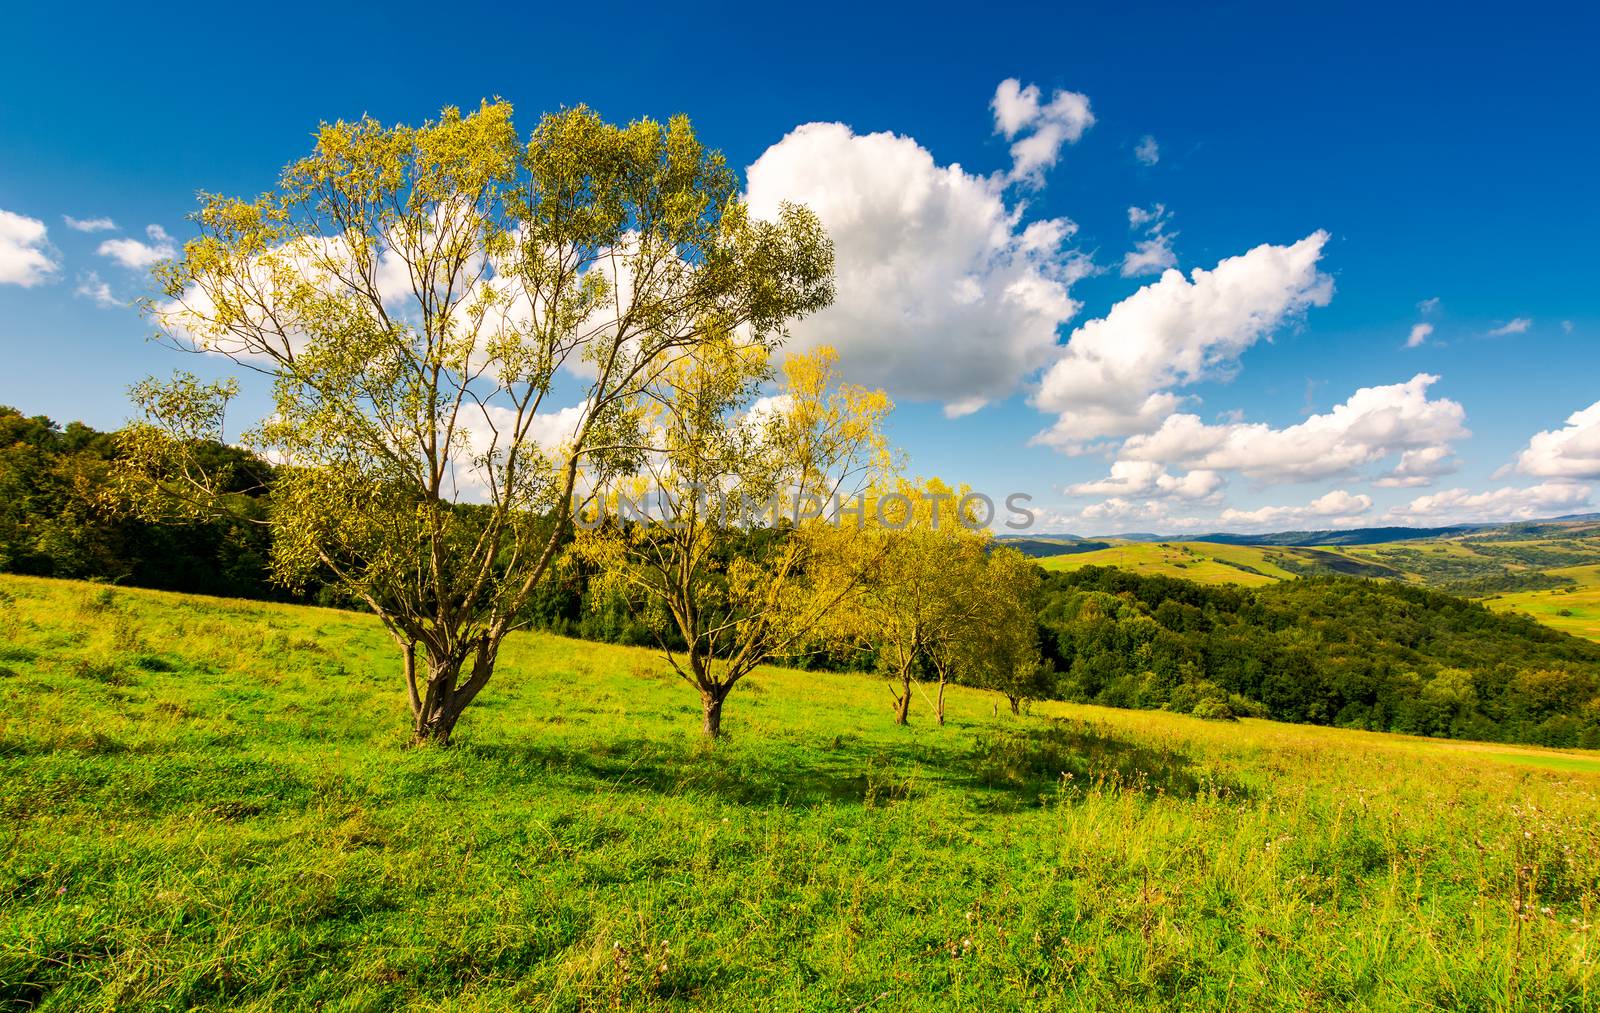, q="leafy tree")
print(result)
[825,478,995,725]
[950,546,1049,718]
[121,101,834,745]
[576,346,891,737]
